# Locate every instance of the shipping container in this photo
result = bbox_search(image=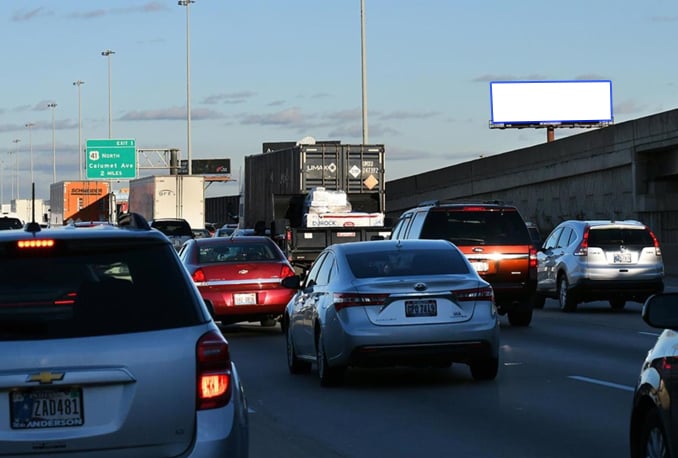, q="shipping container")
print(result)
[205,195,240,228]
[49,181,110,226]
[244,143,385,228]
